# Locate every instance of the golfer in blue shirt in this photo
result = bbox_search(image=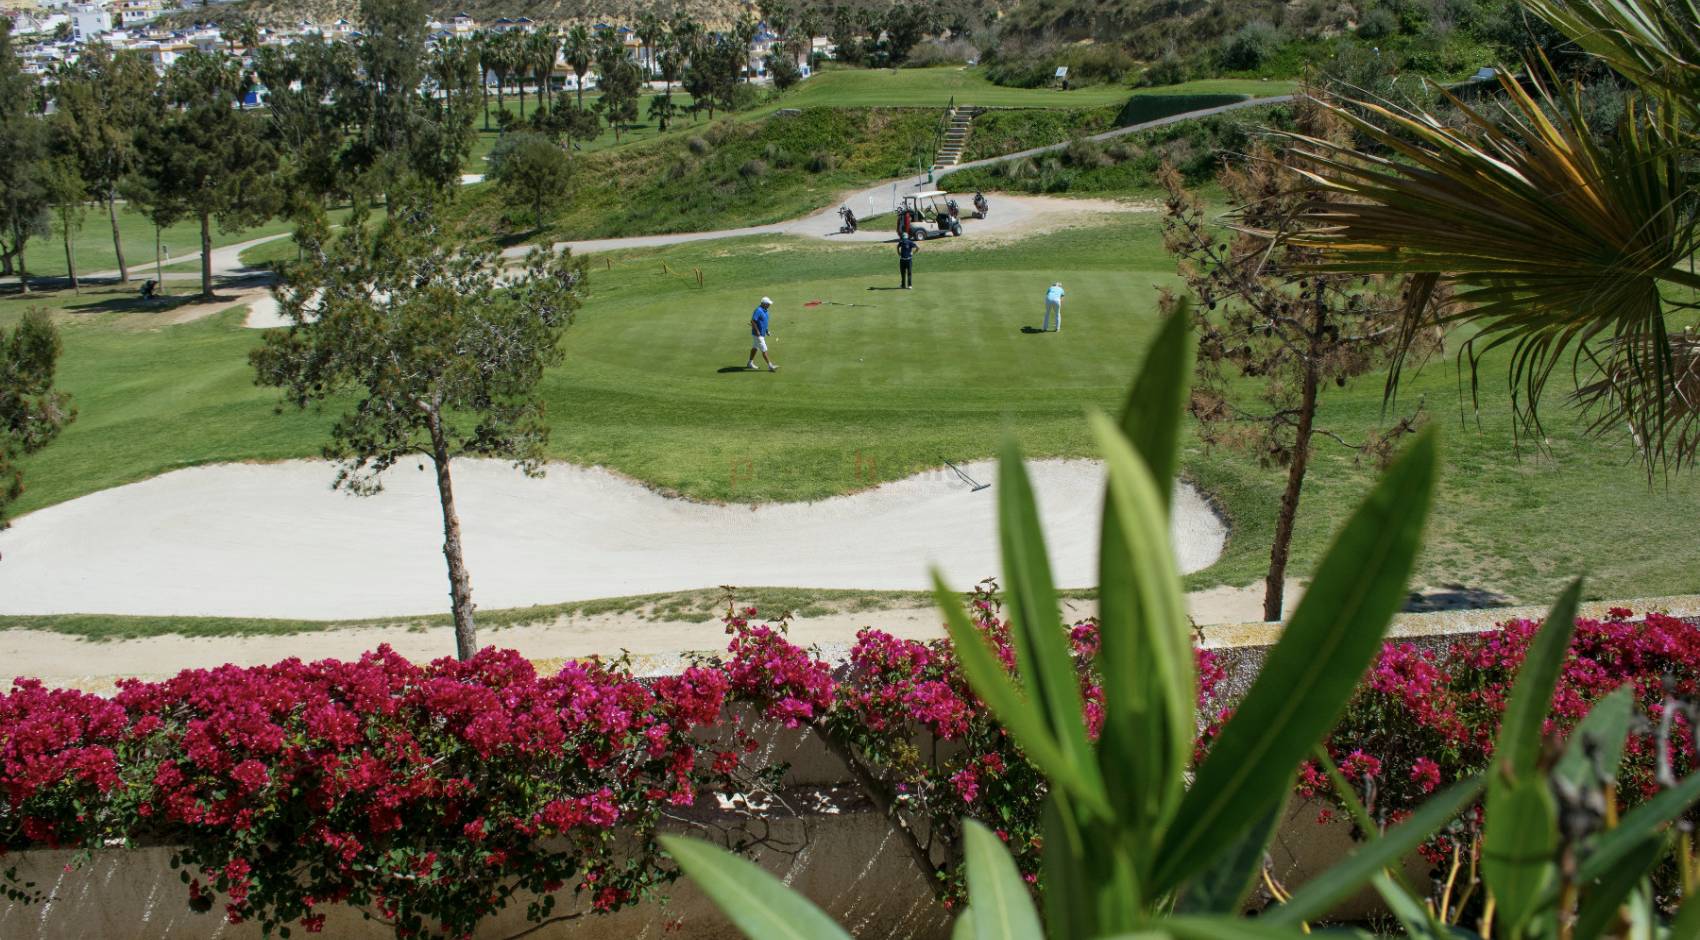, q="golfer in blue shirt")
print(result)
[1044,282,1065,332]
[897,233,917,289]
[747,297,778,371]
